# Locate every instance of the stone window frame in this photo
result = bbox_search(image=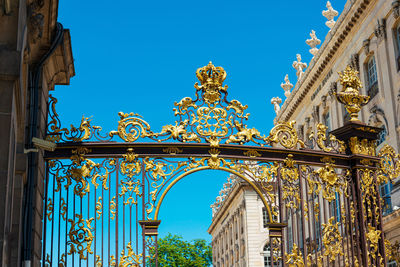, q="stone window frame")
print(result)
[364,54,379,99]
[392,19,400,71]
